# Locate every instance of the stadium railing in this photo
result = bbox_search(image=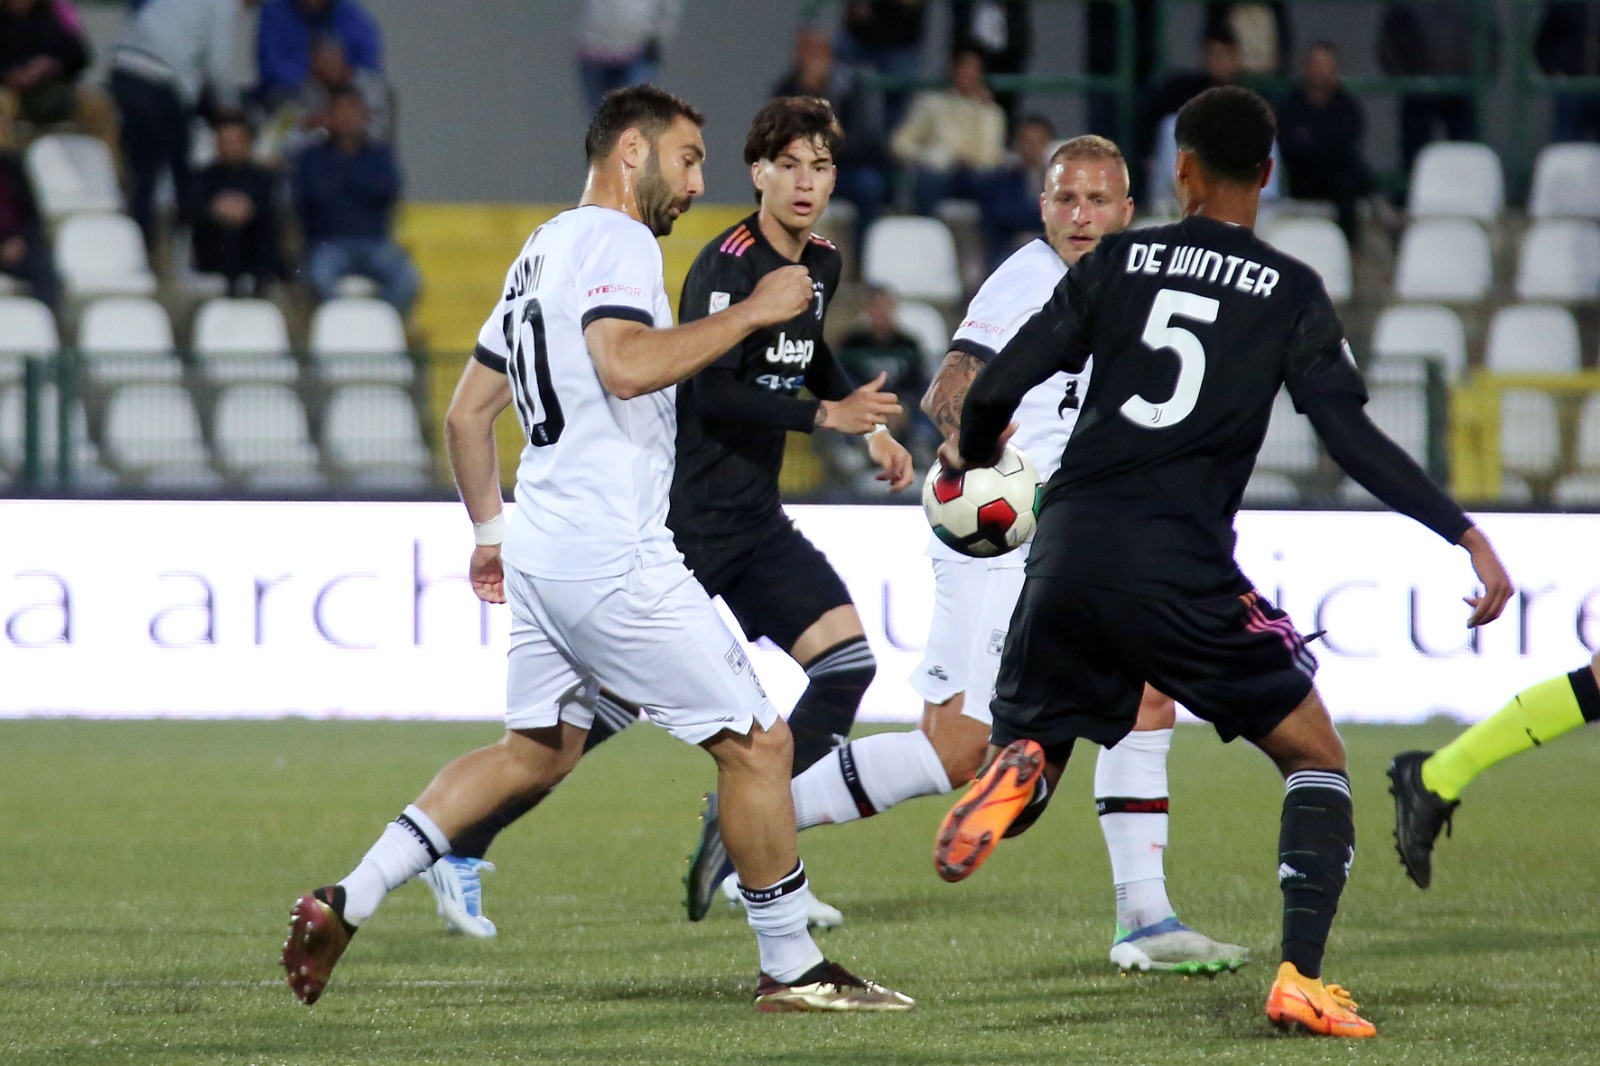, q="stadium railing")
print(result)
[1451,371,1600,503]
